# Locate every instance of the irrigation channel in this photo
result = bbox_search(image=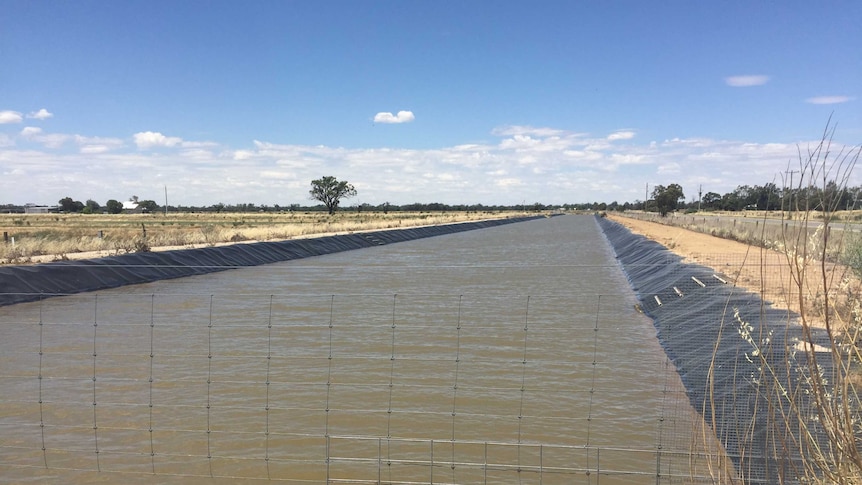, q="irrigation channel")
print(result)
[1,215,729,484]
